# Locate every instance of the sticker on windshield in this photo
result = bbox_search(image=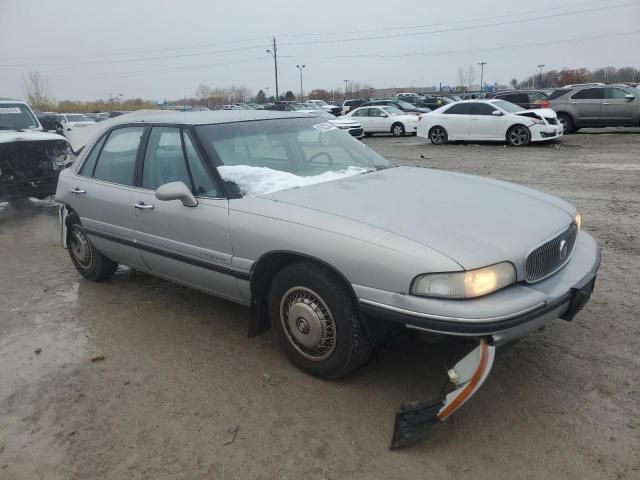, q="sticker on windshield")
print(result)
[0,107,21,114]
[313,122,336,133]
